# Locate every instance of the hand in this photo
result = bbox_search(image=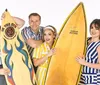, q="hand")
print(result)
[76,56,86,65]
[47,48,56,57]
[1,13,5,20]
[0,68,10,75]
